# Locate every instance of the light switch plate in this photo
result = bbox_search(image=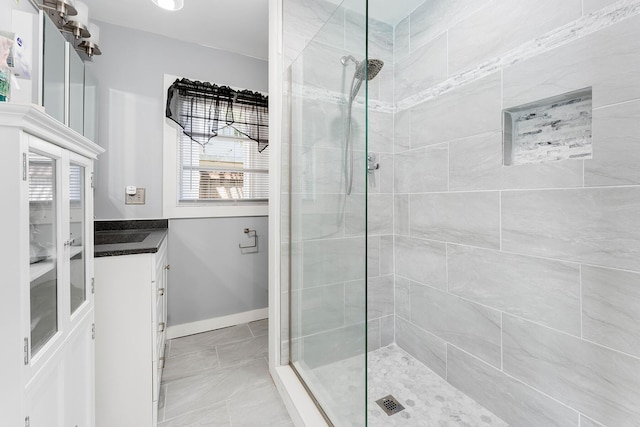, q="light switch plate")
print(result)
[125,187,146,205]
